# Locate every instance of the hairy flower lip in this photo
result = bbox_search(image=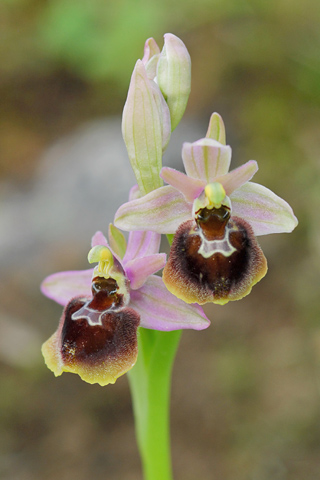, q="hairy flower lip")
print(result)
[162,216,268,305]
[42,295,140,386]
